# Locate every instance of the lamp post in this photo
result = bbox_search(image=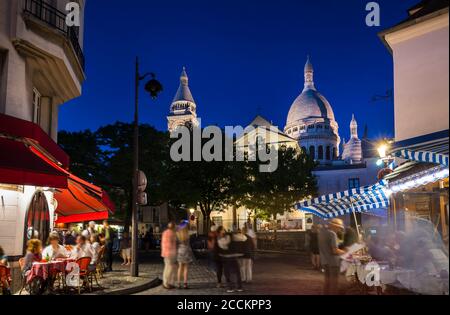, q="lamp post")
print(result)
[131,57,163,277]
